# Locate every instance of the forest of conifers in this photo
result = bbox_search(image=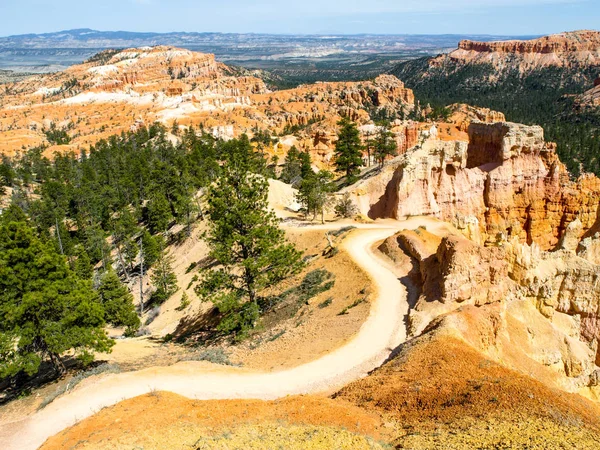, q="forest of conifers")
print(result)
[393,59,600,177]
